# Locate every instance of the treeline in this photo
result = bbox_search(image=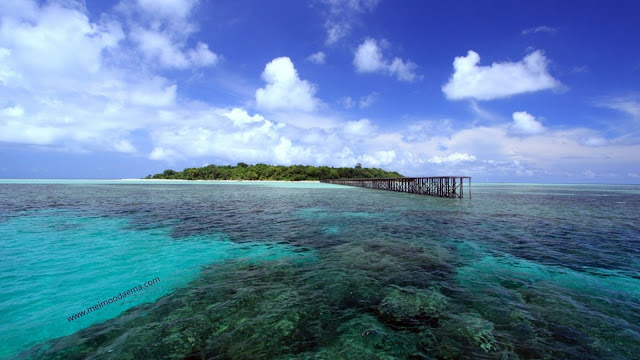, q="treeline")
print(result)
[145,163,404,181]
